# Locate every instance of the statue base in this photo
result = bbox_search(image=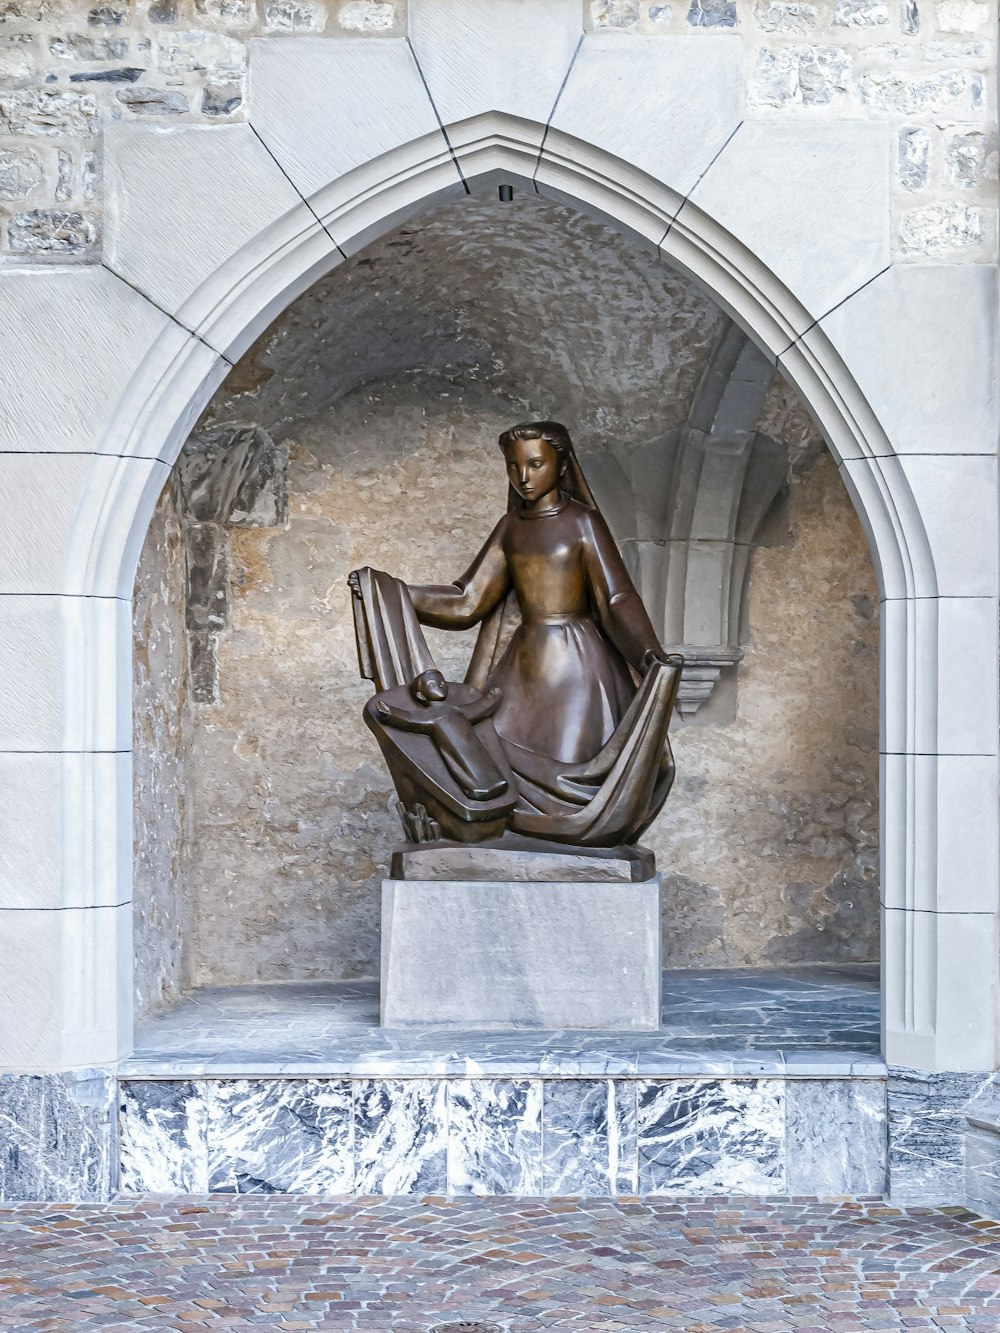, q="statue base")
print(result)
[380,874,662,1031]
